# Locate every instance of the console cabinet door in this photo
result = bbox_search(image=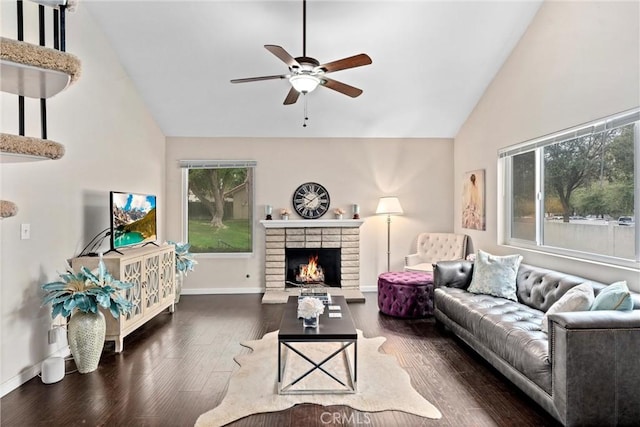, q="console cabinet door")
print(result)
[143,252,161,311]
[159,247,175,305]
[120,257,145,328]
